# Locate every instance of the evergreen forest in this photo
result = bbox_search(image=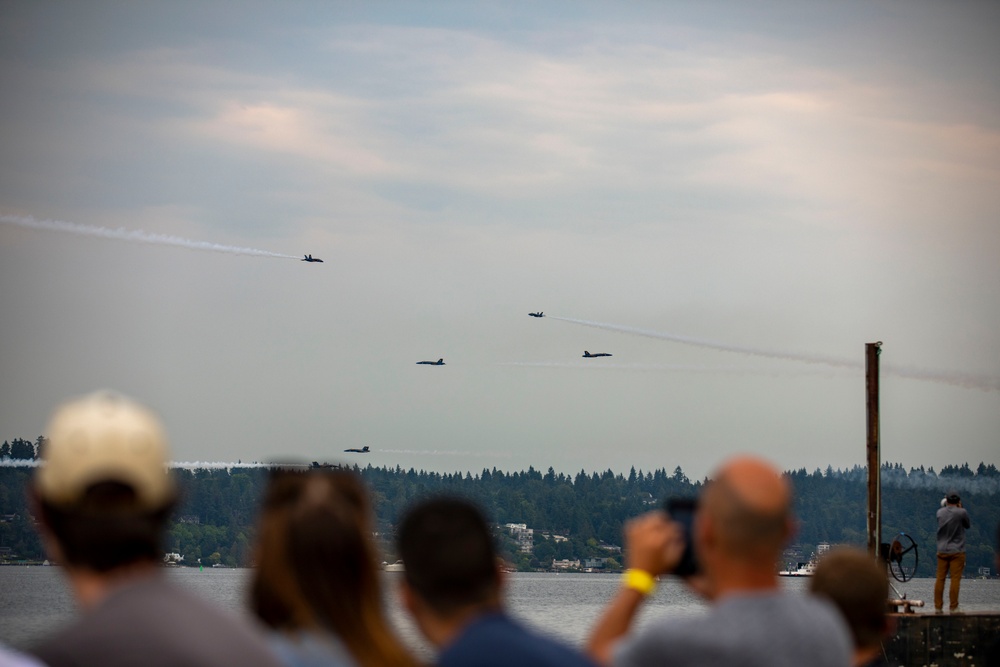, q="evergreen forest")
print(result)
[2,441,997,576]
